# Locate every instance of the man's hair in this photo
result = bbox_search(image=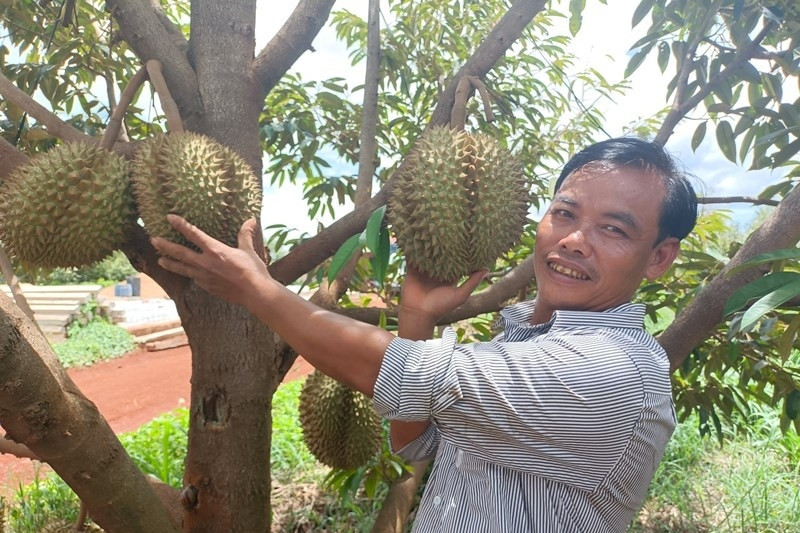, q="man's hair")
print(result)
[554,137,698,244]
